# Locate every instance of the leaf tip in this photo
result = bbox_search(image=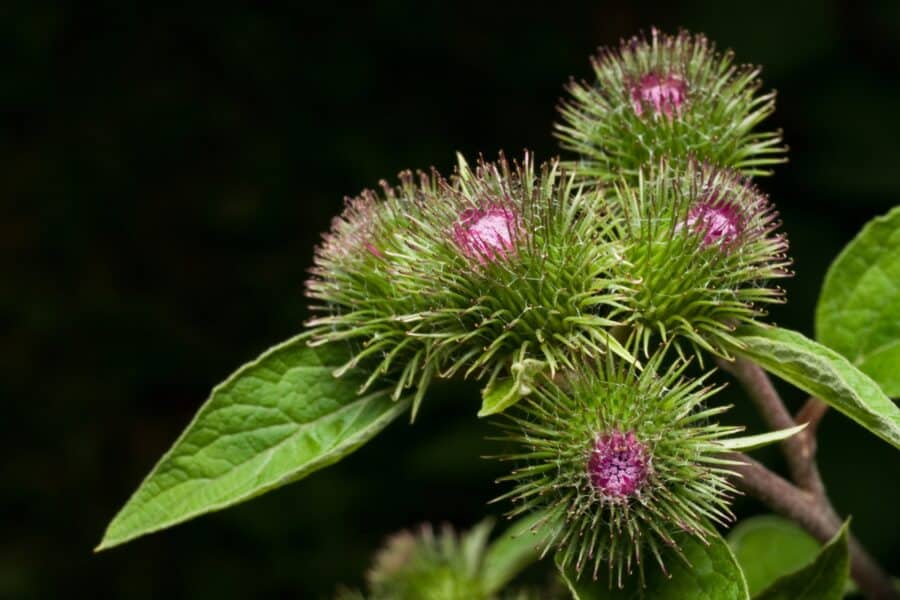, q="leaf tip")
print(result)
[93,534,117,554]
